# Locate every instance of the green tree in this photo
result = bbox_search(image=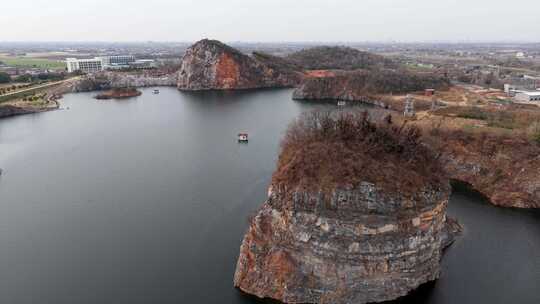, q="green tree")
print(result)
[0,72,11,84]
